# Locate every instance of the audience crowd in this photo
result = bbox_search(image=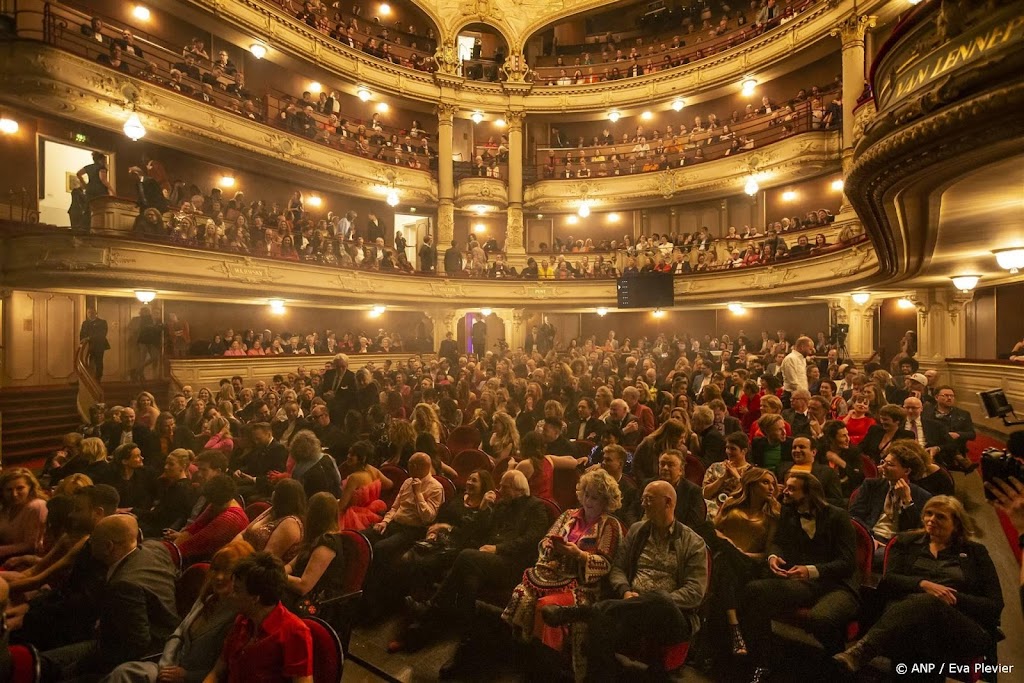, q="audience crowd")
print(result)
[2,320,1018,683]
